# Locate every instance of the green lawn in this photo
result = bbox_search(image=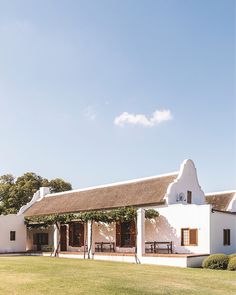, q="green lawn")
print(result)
[0,257,235,295]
